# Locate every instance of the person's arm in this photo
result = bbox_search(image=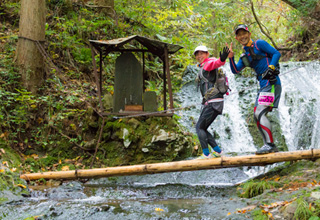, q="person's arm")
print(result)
[203,58,225,71]
[203,46,230,71]
[255,40,281,67]
[229,56,245,74]
[227,42,245,74]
